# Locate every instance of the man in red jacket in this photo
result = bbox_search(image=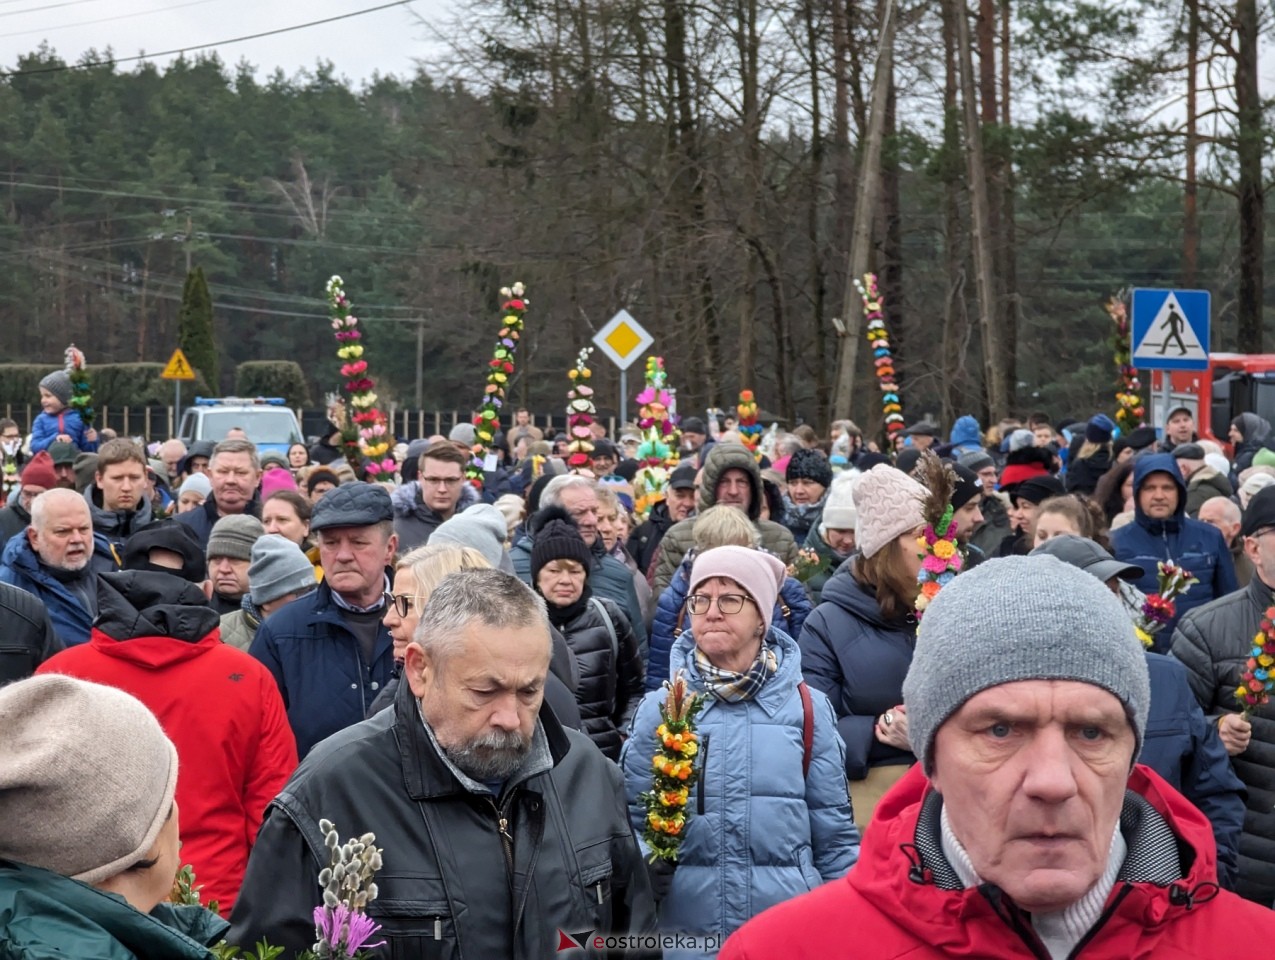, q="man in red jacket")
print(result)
[723,555,1275,959]
[36,522,297,916]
